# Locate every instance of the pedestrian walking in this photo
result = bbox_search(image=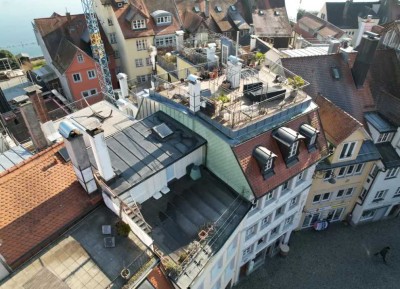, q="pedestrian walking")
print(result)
[374,246,390,264]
